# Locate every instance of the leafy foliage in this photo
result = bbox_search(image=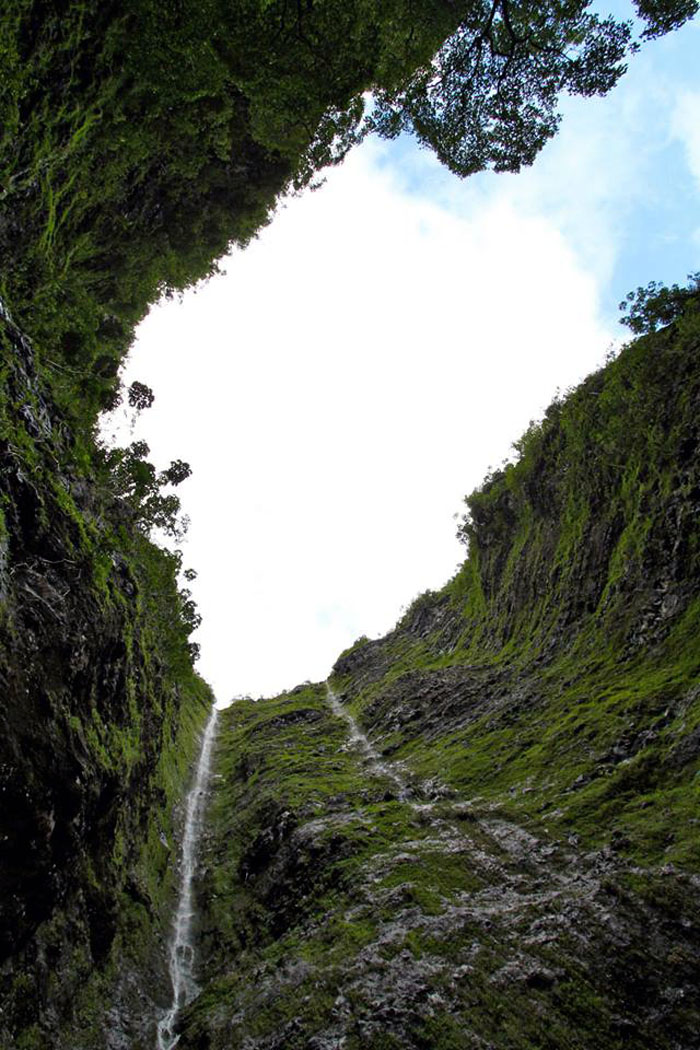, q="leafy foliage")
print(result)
[127,381,155,412]
[313,0,698,178]
[635,0,699,36]
[367,1,631,176]
[619,272,700,334]
[102,440,192,539]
